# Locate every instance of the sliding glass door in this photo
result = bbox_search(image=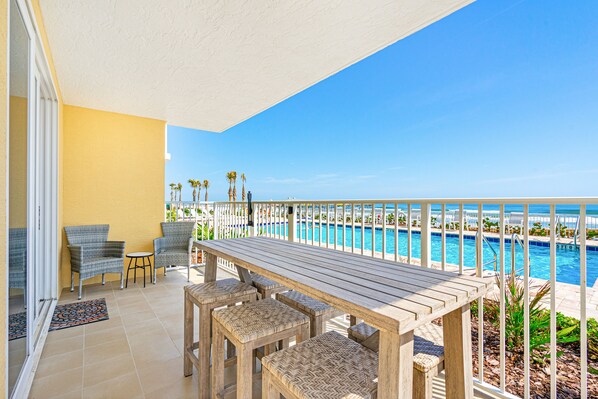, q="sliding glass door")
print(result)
[8,0,59,396]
